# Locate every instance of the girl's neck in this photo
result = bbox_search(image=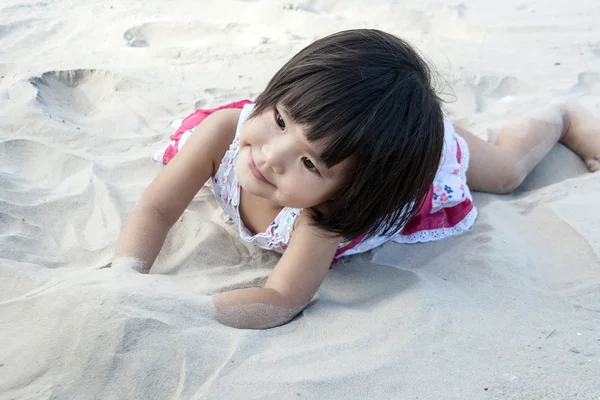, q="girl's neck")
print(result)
[238,187,284,235]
